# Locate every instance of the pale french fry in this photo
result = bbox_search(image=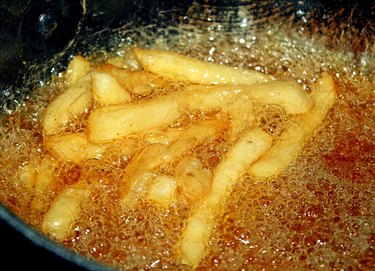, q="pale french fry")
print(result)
[142,129,182,145]
[87,93,182,143]
[179,127,273,267]
[41,182,91,241]
[121,120,224,208]
[31,156,59,211]
[175,157,212,201]
[18,163,36,191]
[44,133,113,165]
[88,82,250,143]
[147,175,178,208]
[101,63,169,96]
[158,119,225,166]
[16,161,37,205]
[125,118,222,183]
[65,55,91,87]
[91,69,131,105]
[185,79,313,115]
[121,144,166,208]
[42,76,92,136]
[106,47,142,70]
[224,94,256,141]
[249,72,336,178]
[121,139,196,209]
[134,48,272,84]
